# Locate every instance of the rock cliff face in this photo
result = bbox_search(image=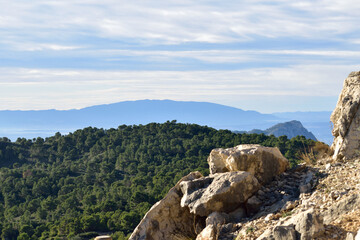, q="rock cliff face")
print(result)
[331,71,360,161]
